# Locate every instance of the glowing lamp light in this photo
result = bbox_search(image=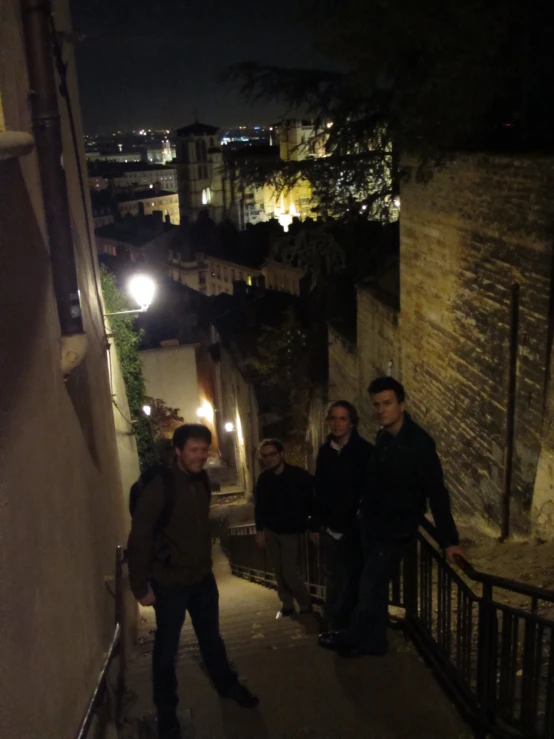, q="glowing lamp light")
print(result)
[224,422,234,432]
[394,197,401,209]
[142,404,151,416]
[128,275,156,311]
[196,400,214,423]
